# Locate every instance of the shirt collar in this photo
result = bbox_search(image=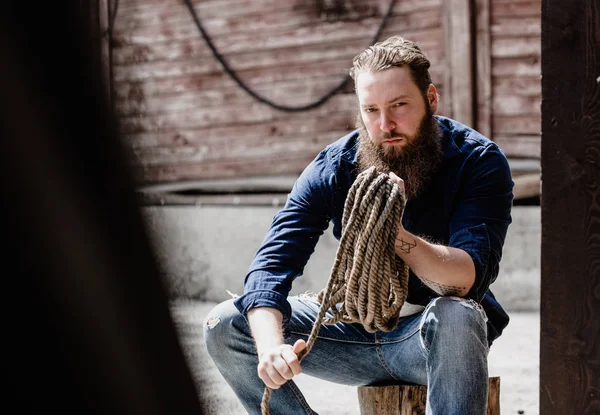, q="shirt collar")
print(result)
[436,115,463,159]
